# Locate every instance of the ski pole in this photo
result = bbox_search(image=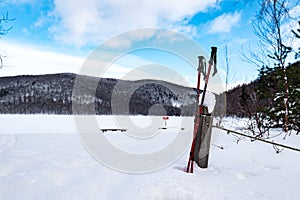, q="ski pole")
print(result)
[186,47,217,173]
[186,56,205,173]
[199,47,217,113]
